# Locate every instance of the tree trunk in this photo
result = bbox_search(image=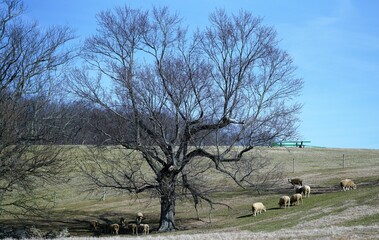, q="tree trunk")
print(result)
[158,172,177,232]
